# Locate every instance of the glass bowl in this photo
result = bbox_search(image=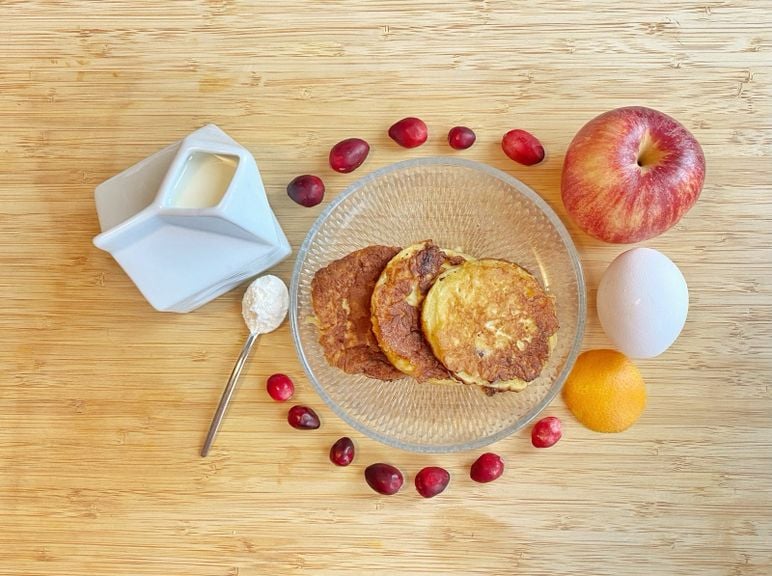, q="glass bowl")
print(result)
[290,157,585,453]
